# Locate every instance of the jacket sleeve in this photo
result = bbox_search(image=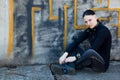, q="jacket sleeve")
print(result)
[65,29,89,53]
